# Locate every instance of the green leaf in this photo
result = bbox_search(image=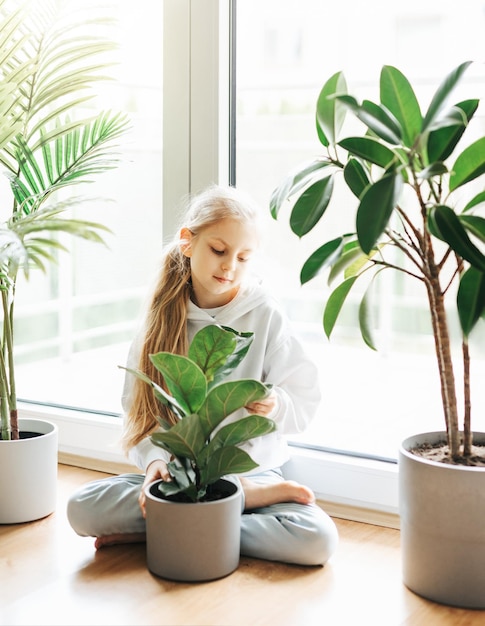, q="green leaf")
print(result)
[457,267,485,336]
[463,191,485,212]
[358,270,386,351]
[427,99,479,163]
[270,159,332,219]
[212,327,255,387]
[459,215,485,243]
[290,175,335,237]
[380,65,422,148]
[300,237,344,285]
[337,96,402,144]
[188,325,253,385]
[356,172,403,254]
[200,447,259,486]
[151,413,206,461]
[359,292,376,350]
[343,158,370,199]
[149,352,207,415]
[338,136,398,170]
[450,136,485,191]
[327,239,368,284]
[359,100,402,144]
[430,205,485,272]
[417,162,448,180]
[206,414,276,455]
[199,379,269,439]
[156,457,199,501]
[166,458,195,491]
[422,61,472,133]
[323,276,358,338]
[120,366,186,419]
[316,71,347,145]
